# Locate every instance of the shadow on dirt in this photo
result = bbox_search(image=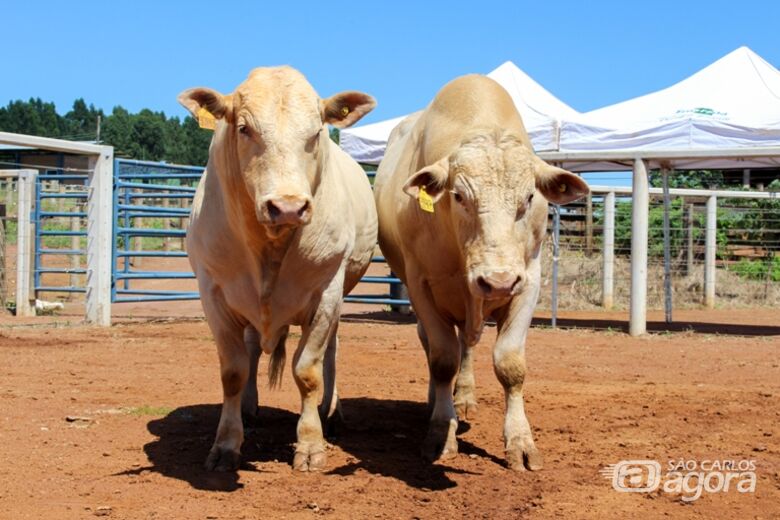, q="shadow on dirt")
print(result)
[328,397,482,490]
[531,317,780,336]
[115,404,298,492]
[117,397,486,492]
